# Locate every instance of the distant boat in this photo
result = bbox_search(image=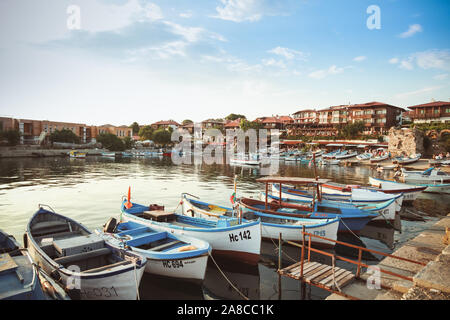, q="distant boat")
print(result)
[356,153,373,160]
[334,151,358,160]
[0,229,46,300]
[25,207,146,300]
[393,153,421,165]
[69,151,86,159]
[101,152,116,158]
[400,168,450,194]
[96,219,211,282]
[370,153,389,163]
[368,176,427,202]
[229,154,261,166]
